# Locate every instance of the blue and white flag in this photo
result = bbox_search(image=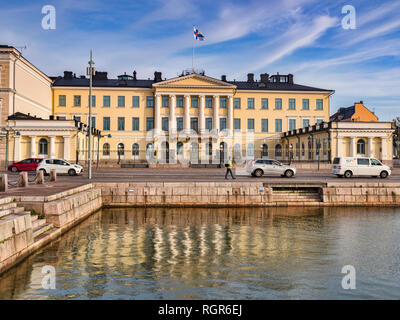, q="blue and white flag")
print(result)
[193,26,205,41]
